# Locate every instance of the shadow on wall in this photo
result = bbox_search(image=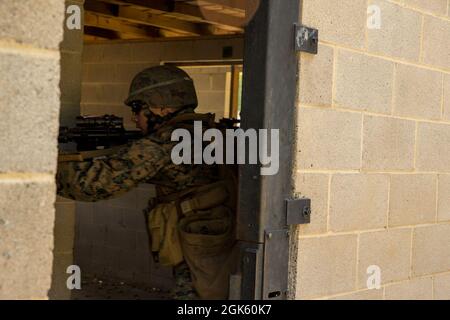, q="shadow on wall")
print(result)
[49,196,76,300]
